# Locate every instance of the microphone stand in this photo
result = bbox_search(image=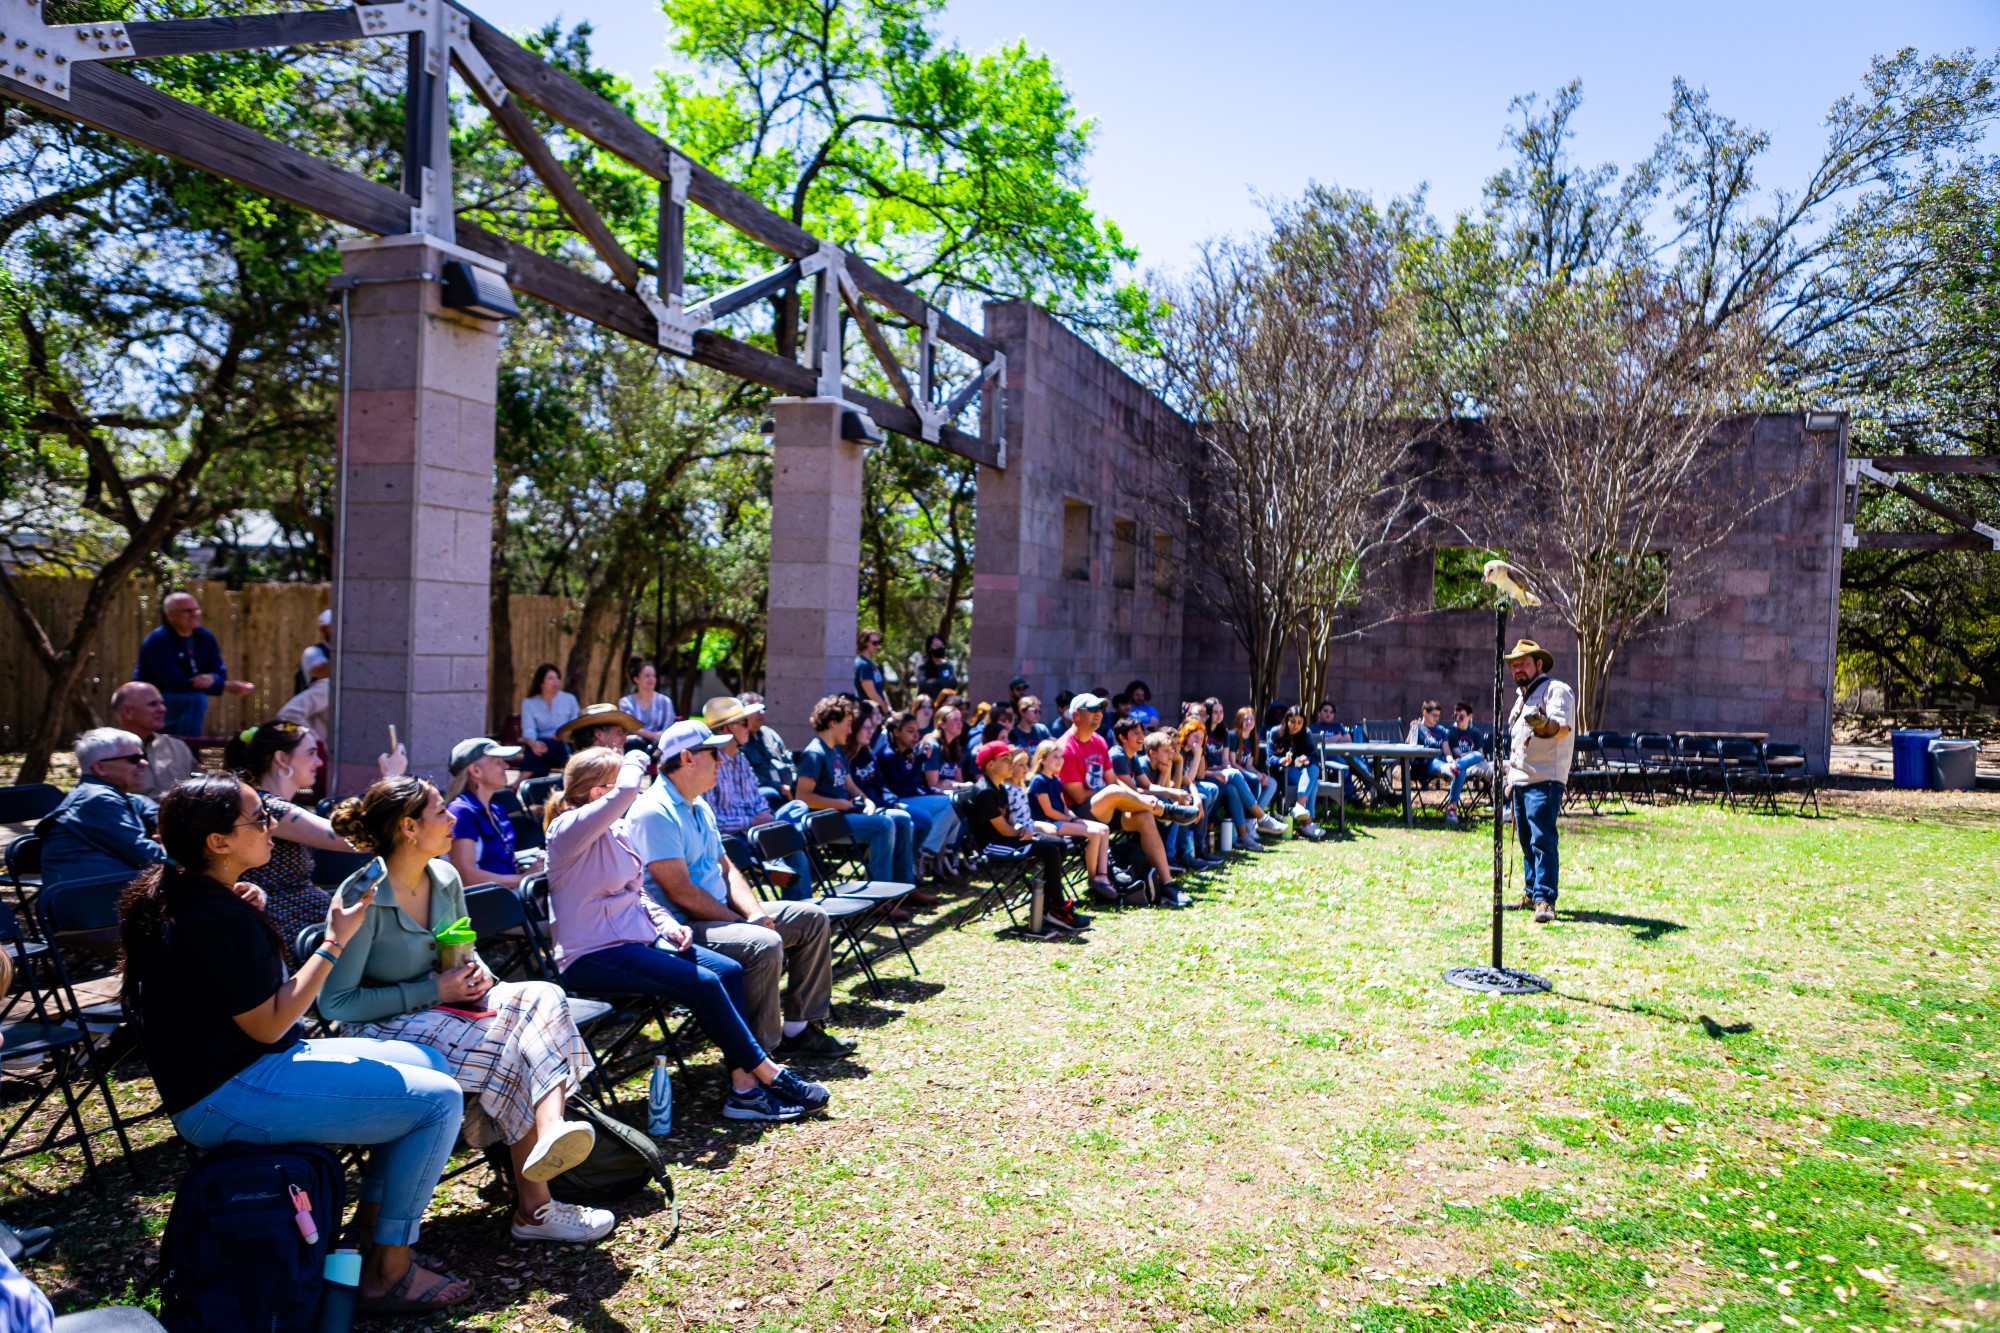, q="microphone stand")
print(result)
[1443,597,1551,996]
